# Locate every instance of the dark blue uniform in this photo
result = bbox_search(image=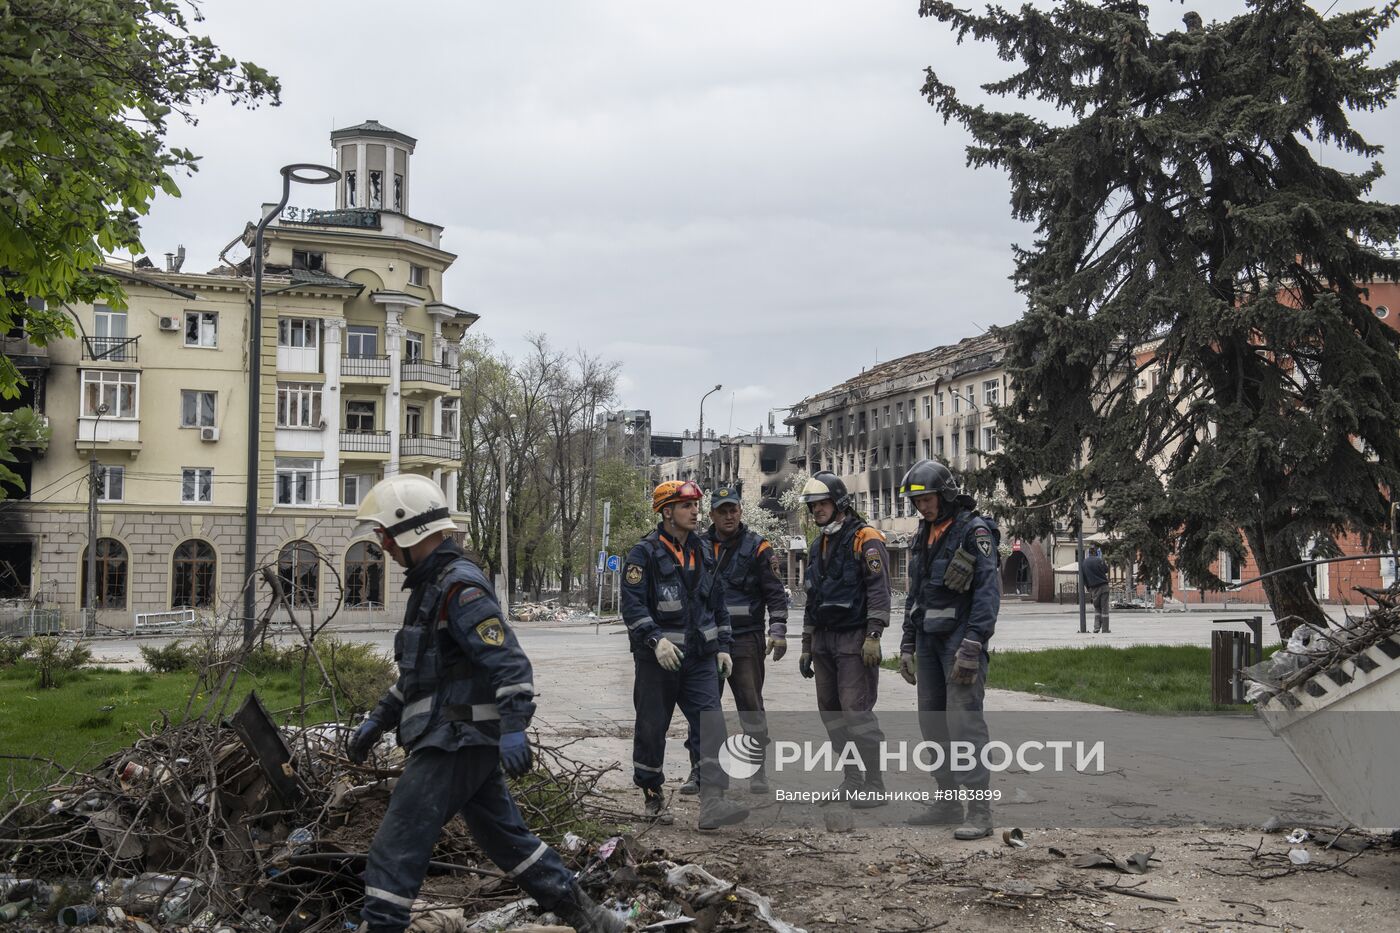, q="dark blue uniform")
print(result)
[621,525,732,791]
[900,508,1001,793]
[362,540,574,932]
